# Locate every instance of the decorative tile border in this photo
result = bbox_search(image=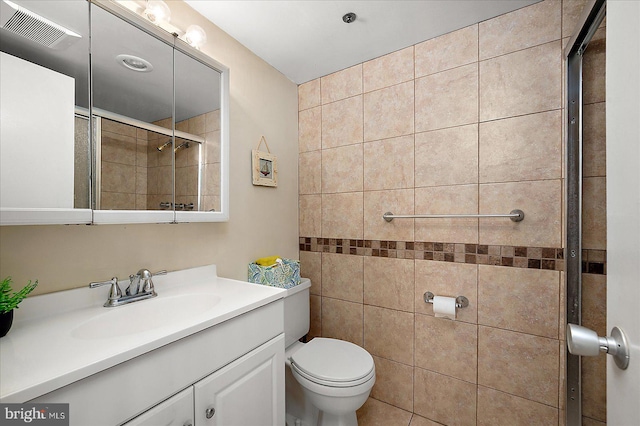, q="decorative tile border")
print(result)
[298,237,607,275]
[582,249,607,275]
